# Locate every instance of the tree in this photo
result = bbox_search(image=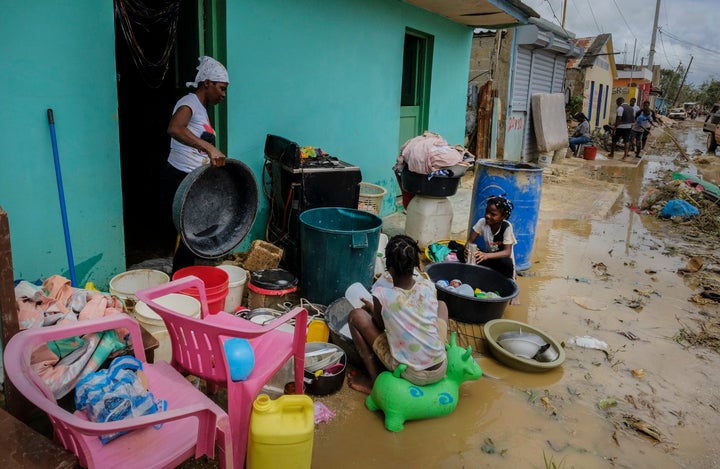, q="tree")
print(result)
[698,80,720,108]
